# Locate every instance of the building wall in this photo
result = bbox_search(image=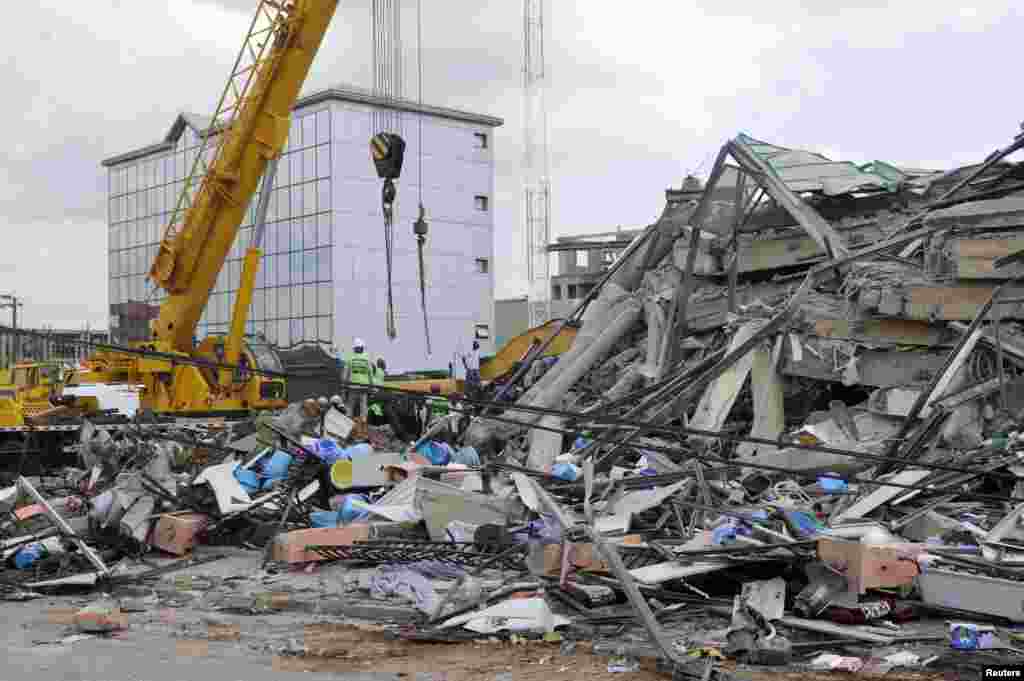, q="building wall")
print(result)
[330,102,496,373]
[105,89,499,375]
[494,297,529,349]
